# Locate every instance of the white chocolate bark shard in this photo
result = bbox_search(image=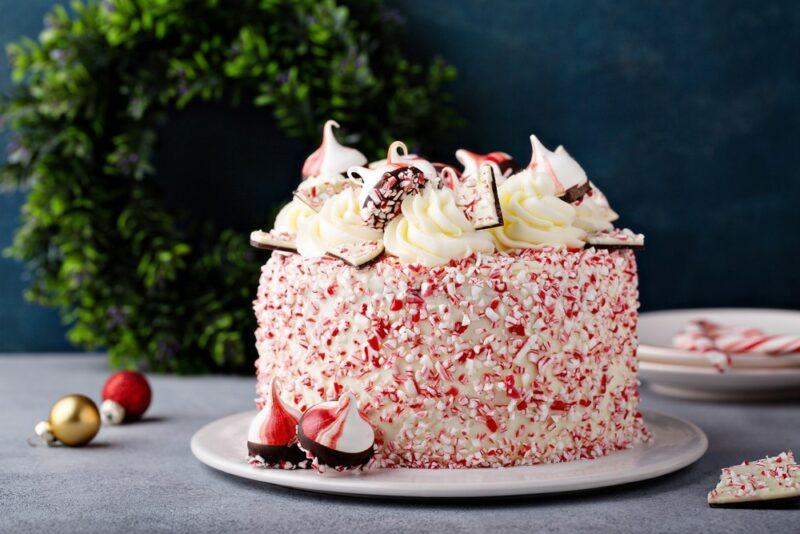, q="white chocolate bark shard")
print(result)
[456,162,504,230]
[250,230,298,253]
[293,175,357,212]
[708,452,800,506]
[326,240,384,267]
[585,228,645,250]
